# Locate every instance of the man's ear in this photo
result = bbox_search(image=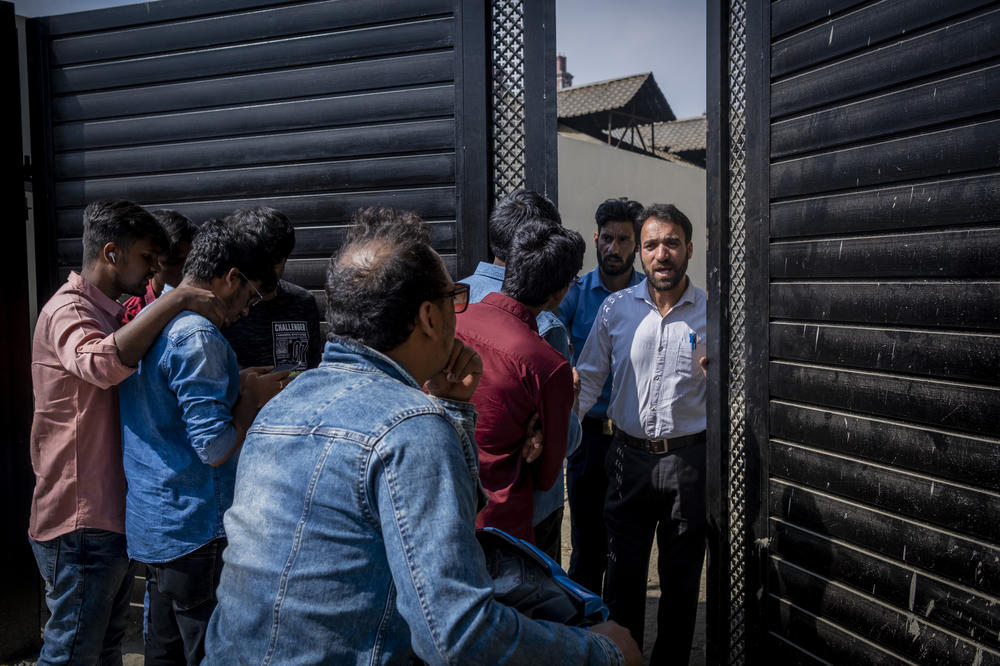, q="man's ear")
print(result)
[686,241,694,260]
[102,242,119,265]
[414,300,437,339]
[593,231,599,247]
[217,267,242,295]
